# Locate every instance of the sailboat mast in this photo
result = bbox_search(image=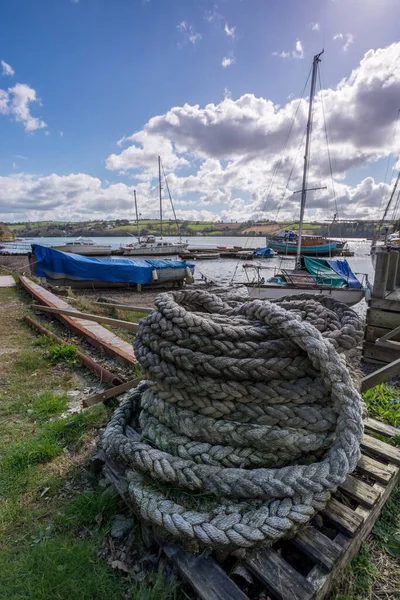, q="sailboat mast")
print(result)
[296,50,323,268]
[158,155,163,238]
[133,189,140,243]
